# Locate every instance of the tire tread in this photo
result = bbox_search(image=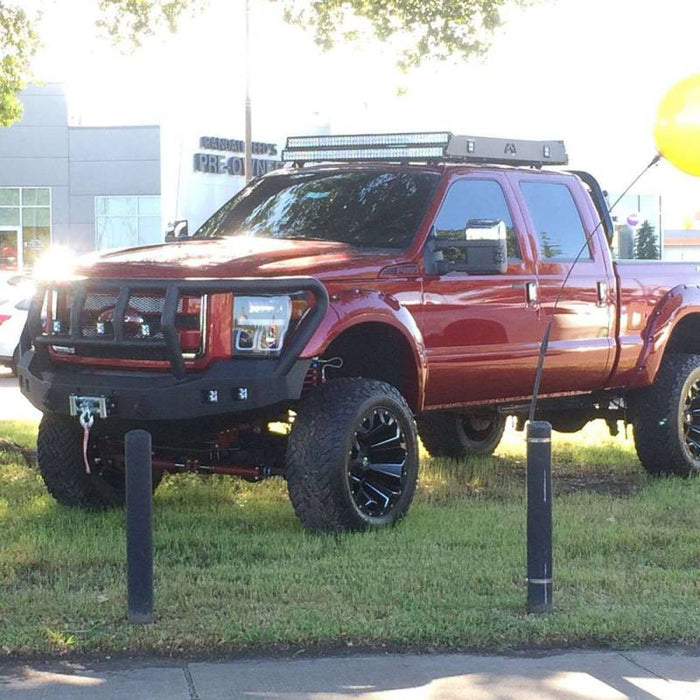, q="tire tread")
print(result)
[286,378,418,532]
[37,415,113,508]
[632,352,700,476]
[37,415,162,508]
